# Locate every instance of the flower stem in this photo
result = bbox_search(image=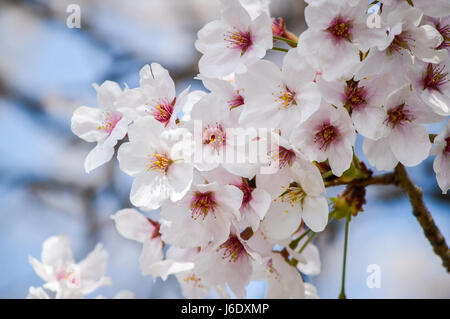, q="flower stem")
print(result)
[272,47,289,52]
[339,212,351,299]
[273,36,298,47]
[289,229,312,250]
[298,232,316,255]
